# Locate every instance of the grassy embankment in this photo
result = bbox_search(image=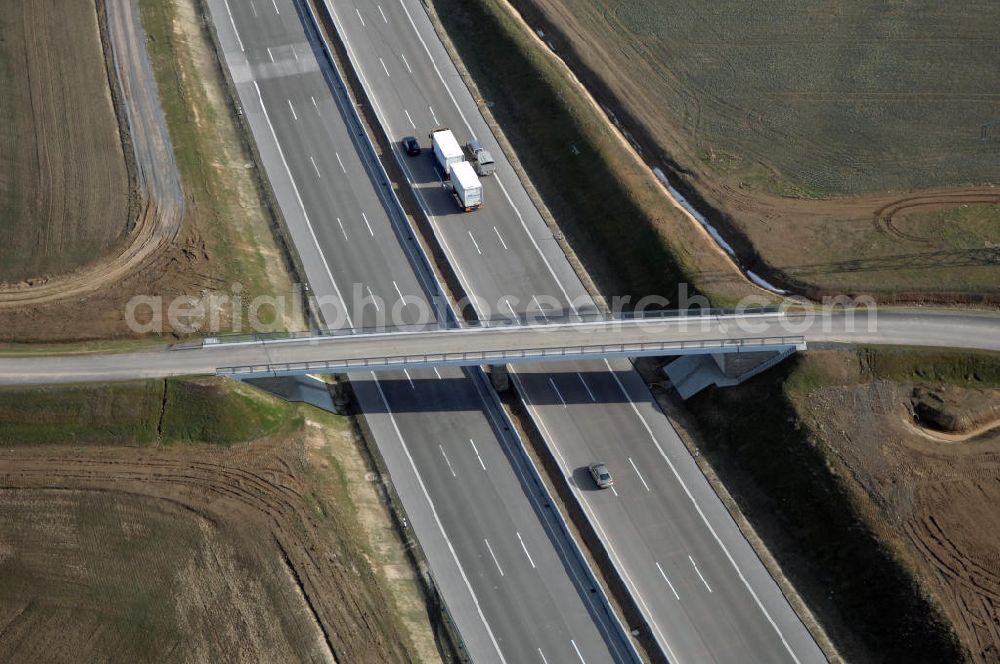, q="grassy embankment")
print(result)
[428,0,757,306]
[686,348,1000,663]
[140,0,301,331]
